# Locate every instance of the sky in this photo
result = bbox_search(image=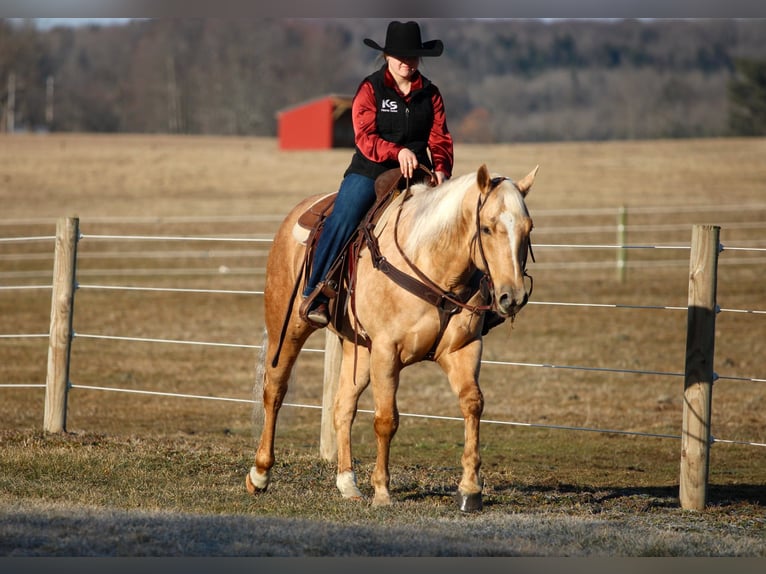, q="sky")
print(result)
[22,18,139,29]
[5,2,766,21]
